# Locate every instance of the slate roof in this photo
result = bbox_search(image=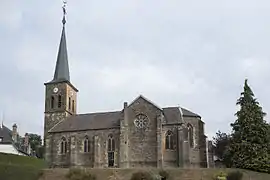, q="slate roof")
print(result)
[49,106,201,133]
[0,125,13,143]
[49,111,121,133]
[46,23,70,84]
[163,107,183,124]
[0,124,31,156]
[181,107,201,118]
